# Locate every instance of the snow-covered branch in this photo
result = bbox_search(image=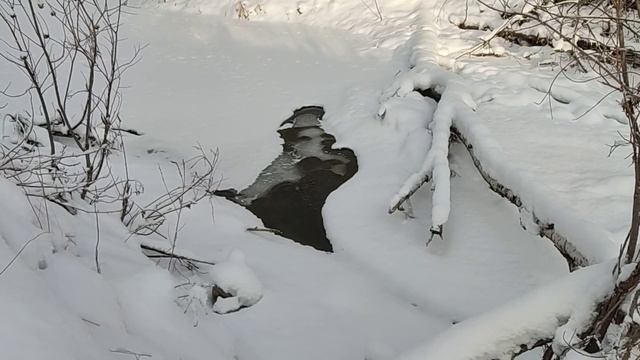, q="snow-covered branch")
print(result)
[450,127,590,270]
[384,69,459,240]
[384,65,617,266]
[382,1,618,263]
